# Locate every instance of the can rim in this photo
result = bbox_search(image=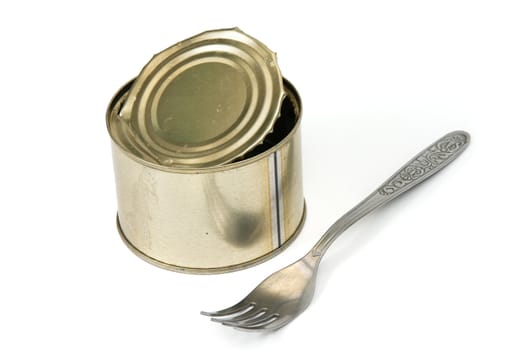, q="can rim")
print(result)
[107,78,302,174]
